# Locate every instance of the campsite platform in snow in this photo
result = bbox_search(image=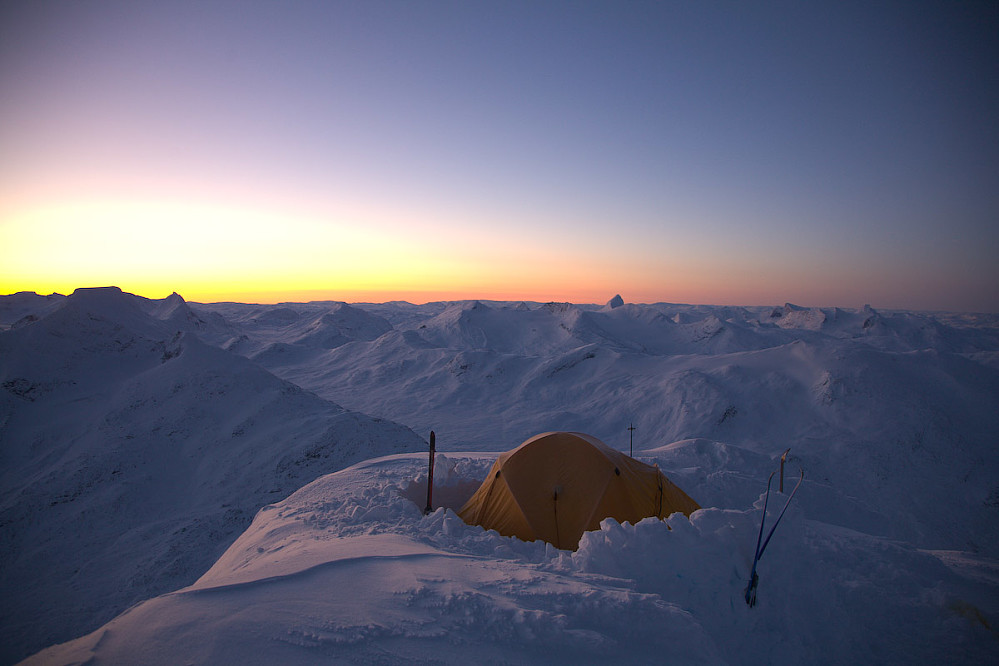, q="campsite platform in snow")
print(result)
[24,453,999,665]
